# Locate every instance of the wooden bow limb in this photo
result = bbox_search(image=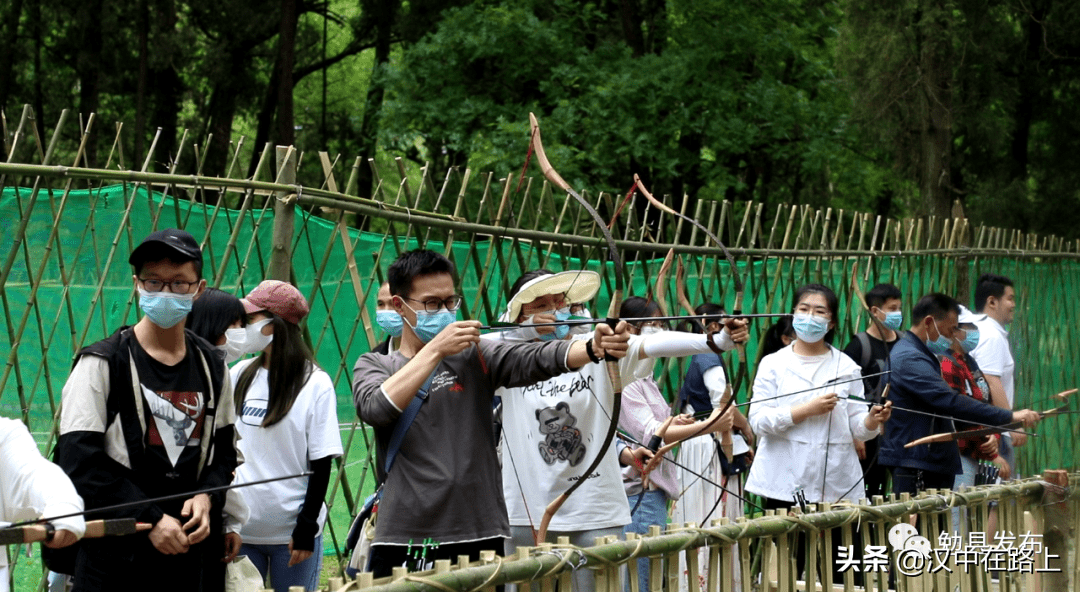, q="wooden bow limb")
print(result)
[634,175,749,433]
[0,518,151,546]
[849,261,893,344]
[654,248,675,319]
[904,388,1077,448]
[675,256,735,460]
[530,113,625,544]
